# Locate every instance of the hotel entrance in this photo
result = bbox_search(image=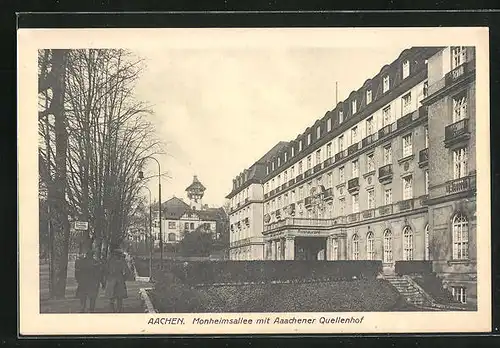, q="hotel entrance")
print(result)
[294,237,328,260]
